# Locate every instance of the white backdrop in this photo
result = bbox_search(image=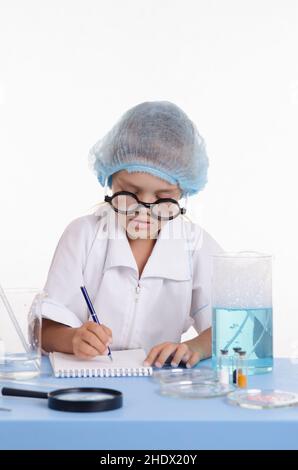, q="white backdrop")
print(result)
[0,0,297,356]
